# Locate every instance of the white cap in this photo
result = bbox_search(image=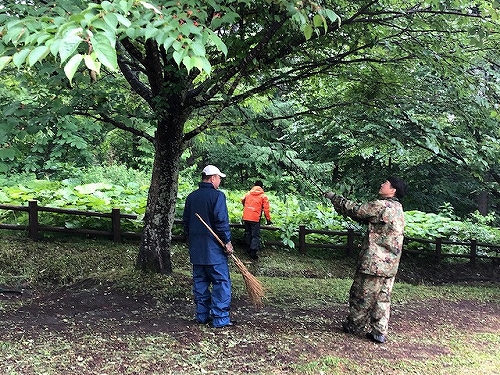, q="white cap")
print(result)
[202,165,226,177]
